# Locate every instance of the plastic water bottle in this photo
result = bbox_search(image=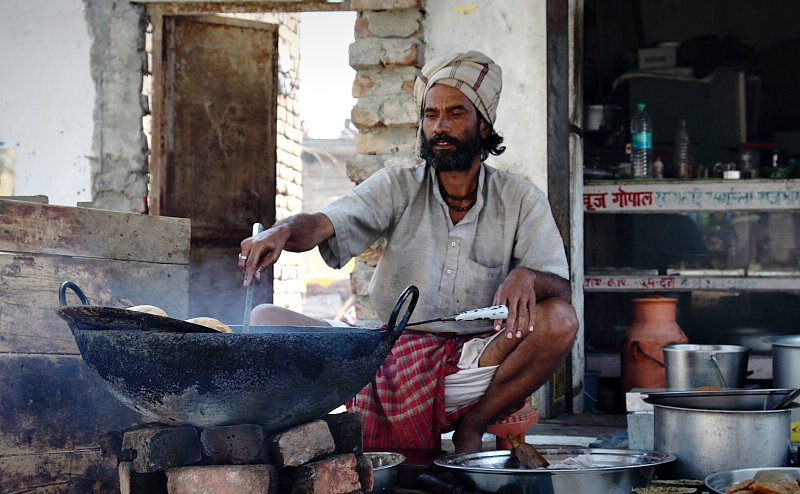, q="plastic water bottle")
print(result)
[630,103,653,178]
[674,119,691,178]
[653,157,664,179]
